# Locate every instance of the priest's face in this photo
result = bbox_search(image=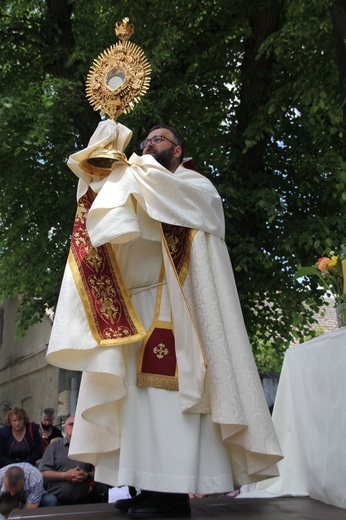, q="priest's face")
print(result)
[141,128,181,172]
